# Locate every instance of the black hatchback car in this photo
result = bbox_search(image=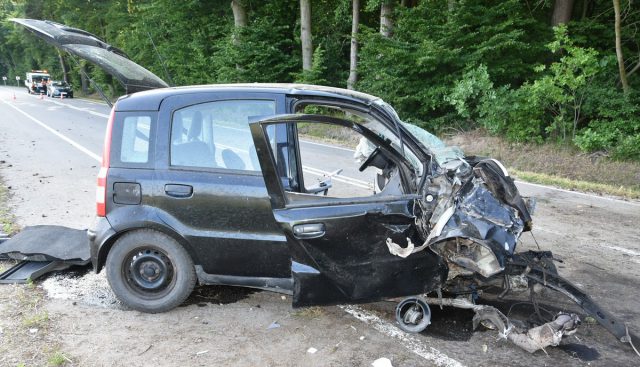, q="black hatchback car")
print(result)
[88,82,534,315]
[13,18,534,314]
